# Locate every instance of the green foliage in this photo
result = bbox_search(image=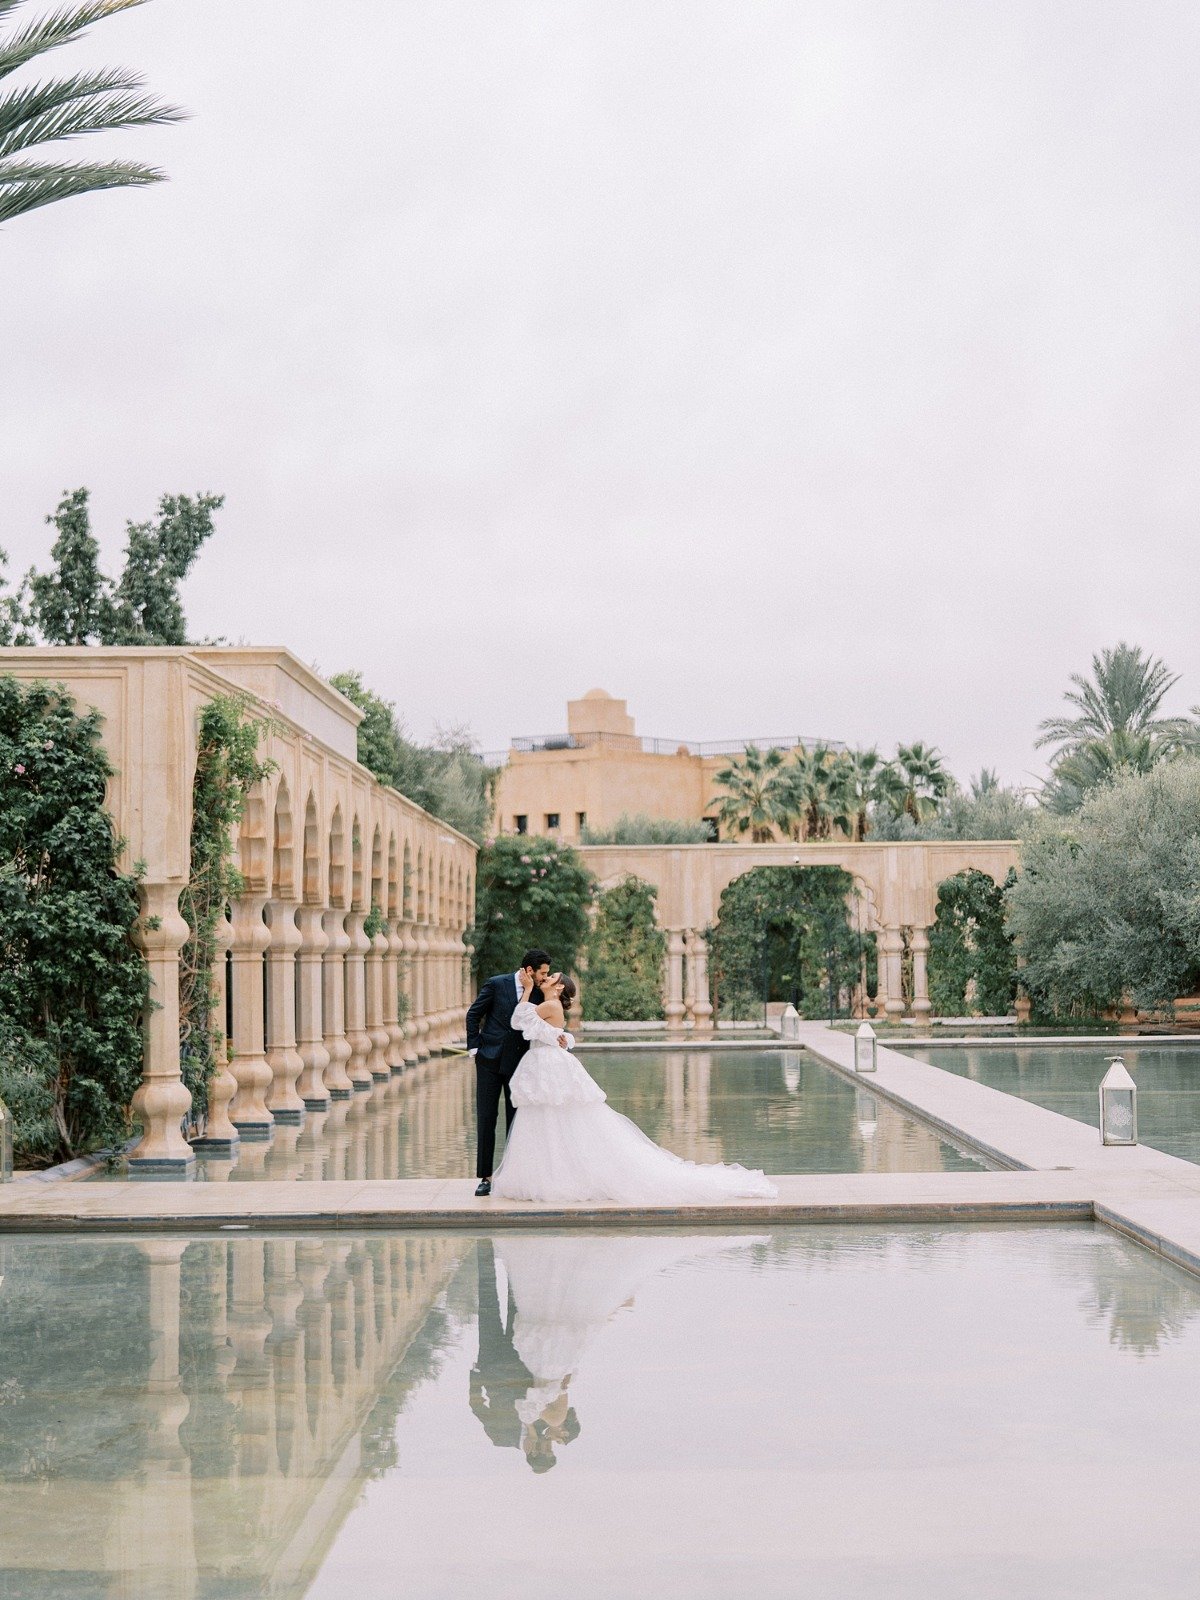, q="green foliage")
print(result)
[1037,643,1199,813]
[583,875,666,1020]
[14,485,223,647]
[178,695,274,1109]
[0,674,147,1163]
[1006,761,1200,1017]
[868,782,1032,842]
[710,866,863,1020]
[467,833,595,980]
[928,868,1017,1016]
[0,0,182,225]
[711,741,958,843]
[581,813,710,845]
[330,669,493,843]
